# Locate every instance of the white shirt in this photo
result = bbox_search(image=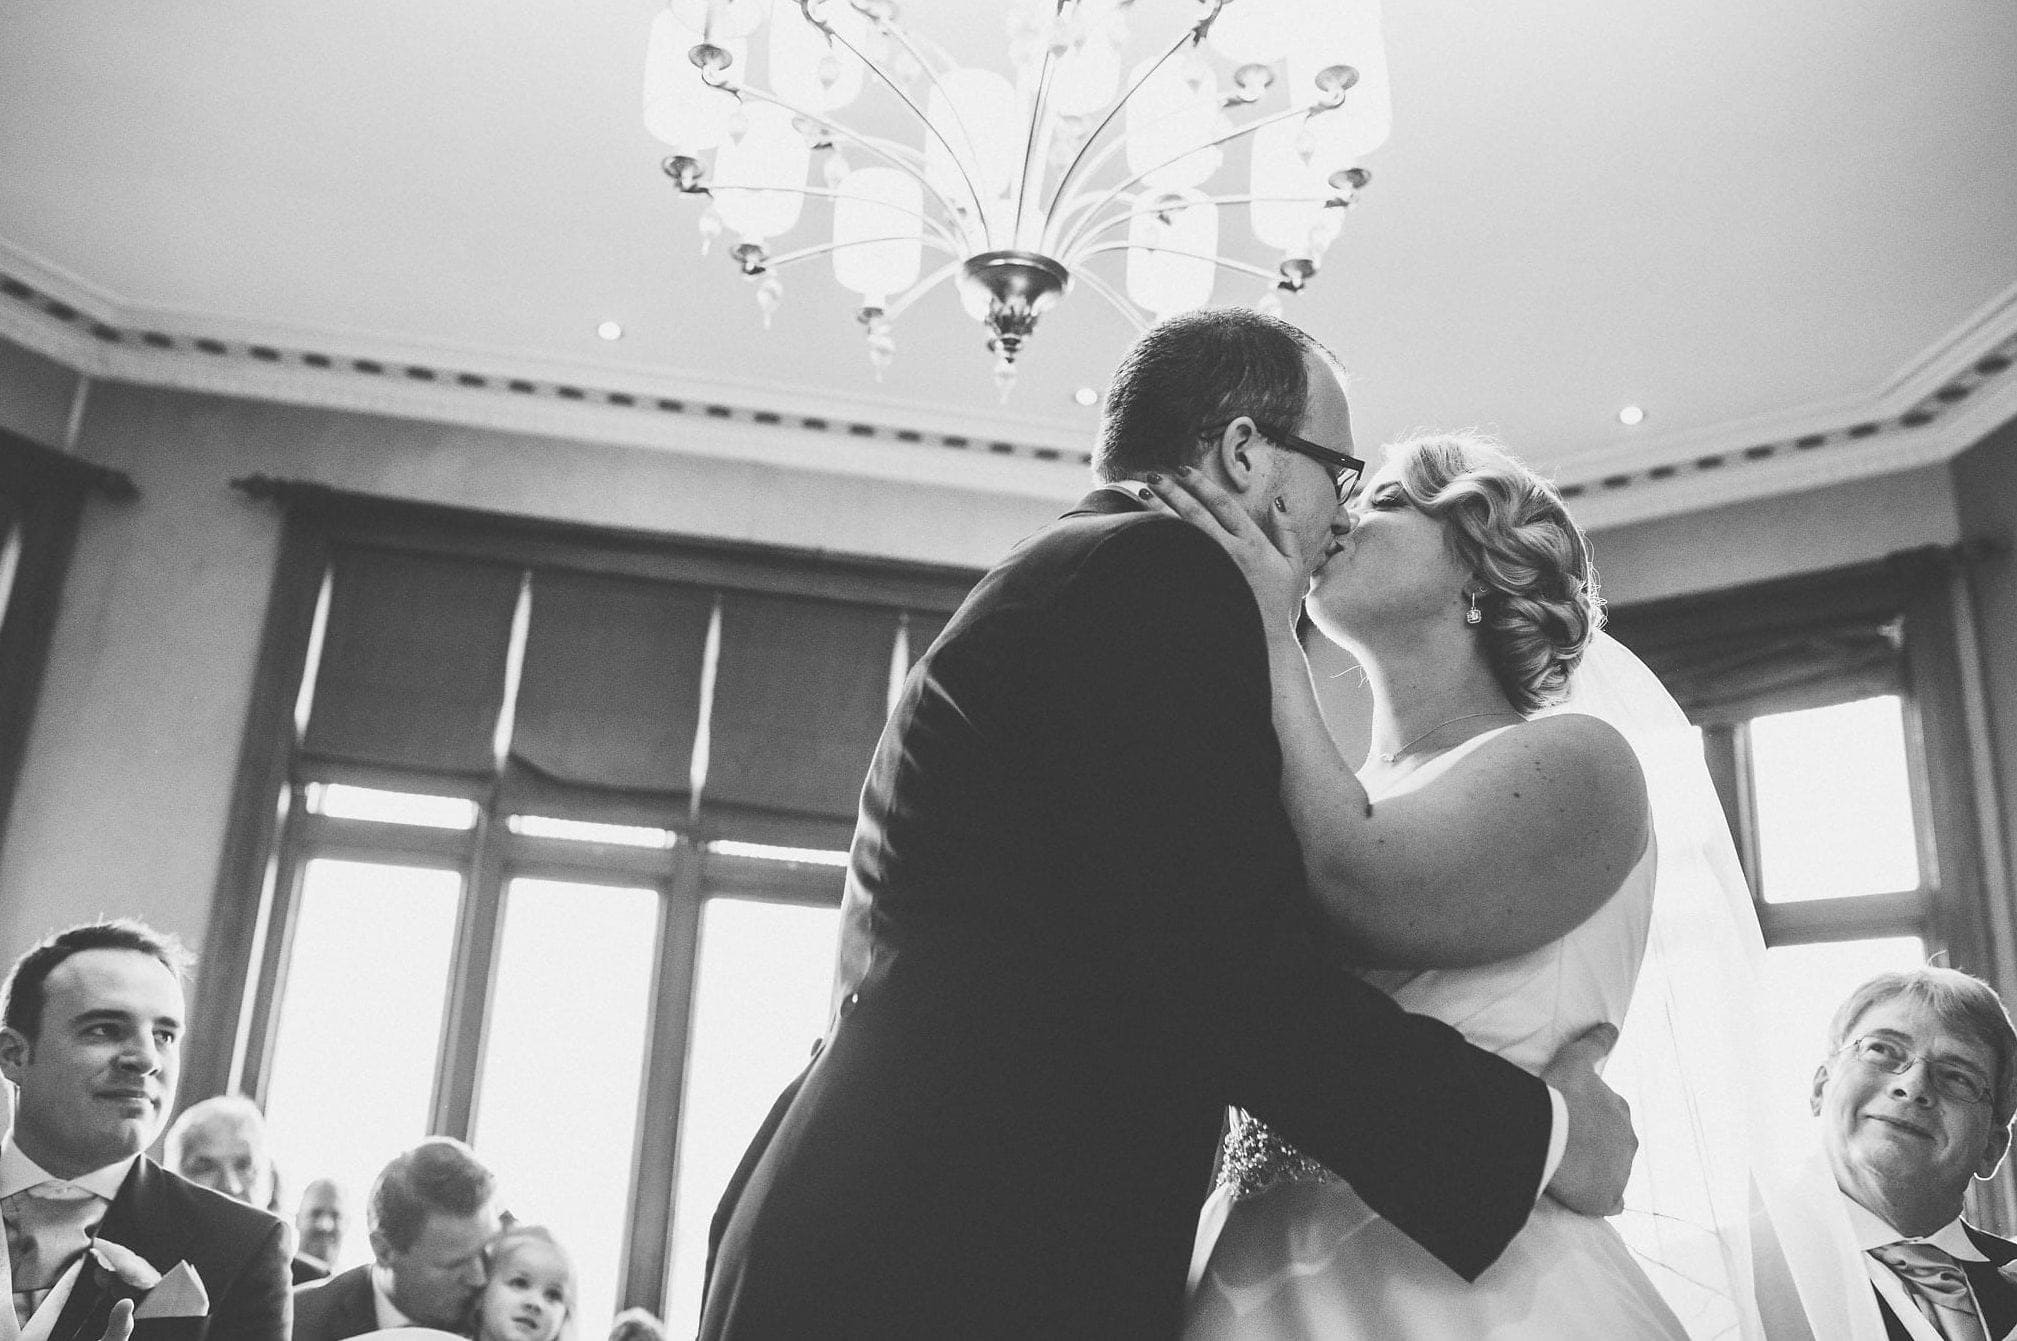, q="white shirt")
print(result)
[1846,1193,1991,1340]
[0,1134,140,1341]
[1094,480,1572,1197]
